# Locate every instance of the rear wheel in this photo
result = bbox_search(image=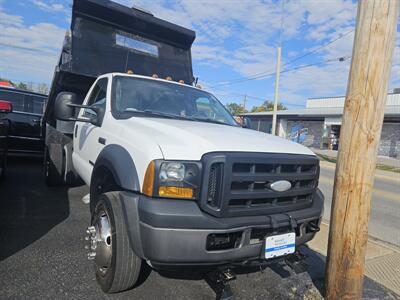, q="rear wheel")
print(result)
[91,192,143,293]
